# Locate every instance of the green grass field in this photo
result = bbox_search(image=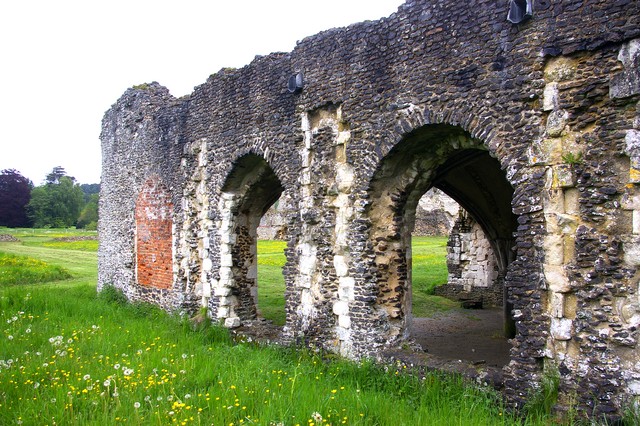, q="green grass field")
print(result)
[0,228,575,425]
